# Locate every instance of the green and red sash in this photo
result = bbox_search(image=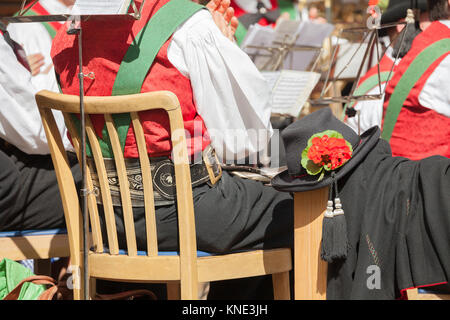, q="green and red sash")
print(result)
[71,0,204,158]
[381,38,450,141]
